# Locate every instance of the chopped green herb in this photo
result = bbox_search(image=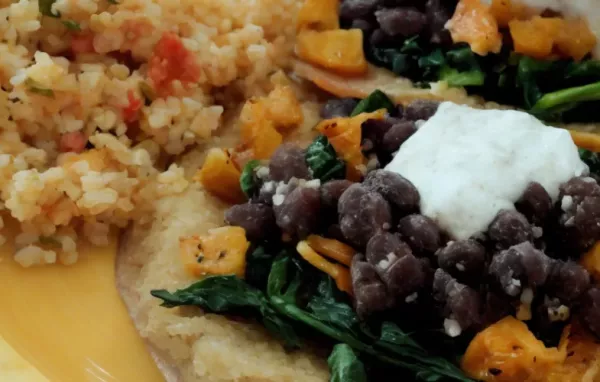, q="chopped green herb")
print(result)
[350,89,395,117]
[239,159,261,198]
[38,0,60,17]
[328,344,367,382]
[139,81,156,105]
[25,78,54,98]
[305,135,345,182]
[579,148,600,177]
[107,0,119,4]
[61,20,81,31]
